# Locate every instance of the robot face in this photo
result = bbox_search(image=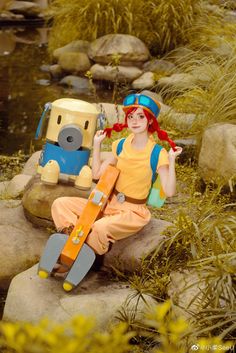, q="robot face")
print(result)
[58,124,83,151]
[45,99,99,150]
